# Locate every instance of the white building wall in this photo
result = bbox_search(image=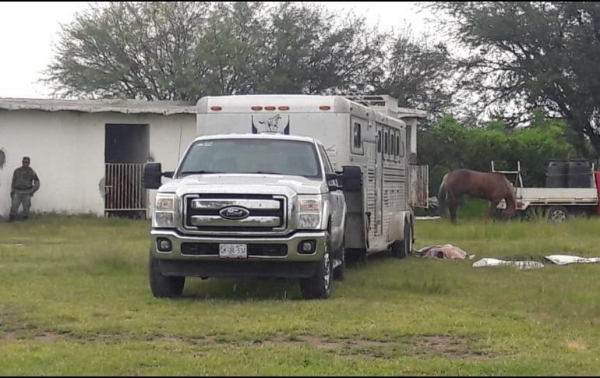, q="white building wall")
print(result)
[0,110,196,217]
